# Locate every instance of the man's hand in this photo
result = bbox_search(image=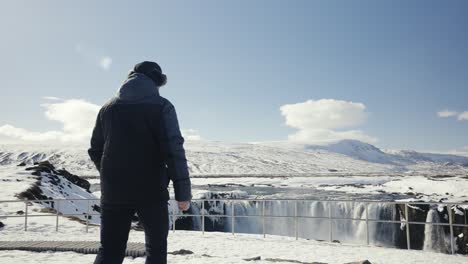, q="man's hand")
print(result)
[177,201,190,211]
